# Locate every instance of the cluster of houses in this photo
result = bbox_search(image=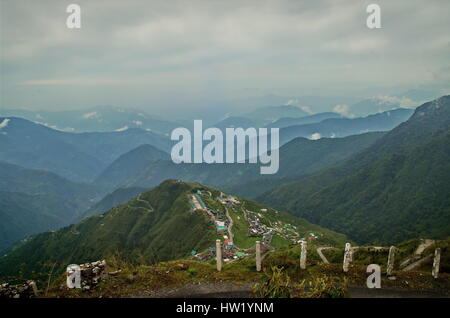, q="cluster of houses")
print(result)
[217,194,240,208]
[299,232,320,242]
[221,235,249,263]
[191,234,248,263]
[190,190,237,234]
[247,211,272,237]
[189,188,319,263]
